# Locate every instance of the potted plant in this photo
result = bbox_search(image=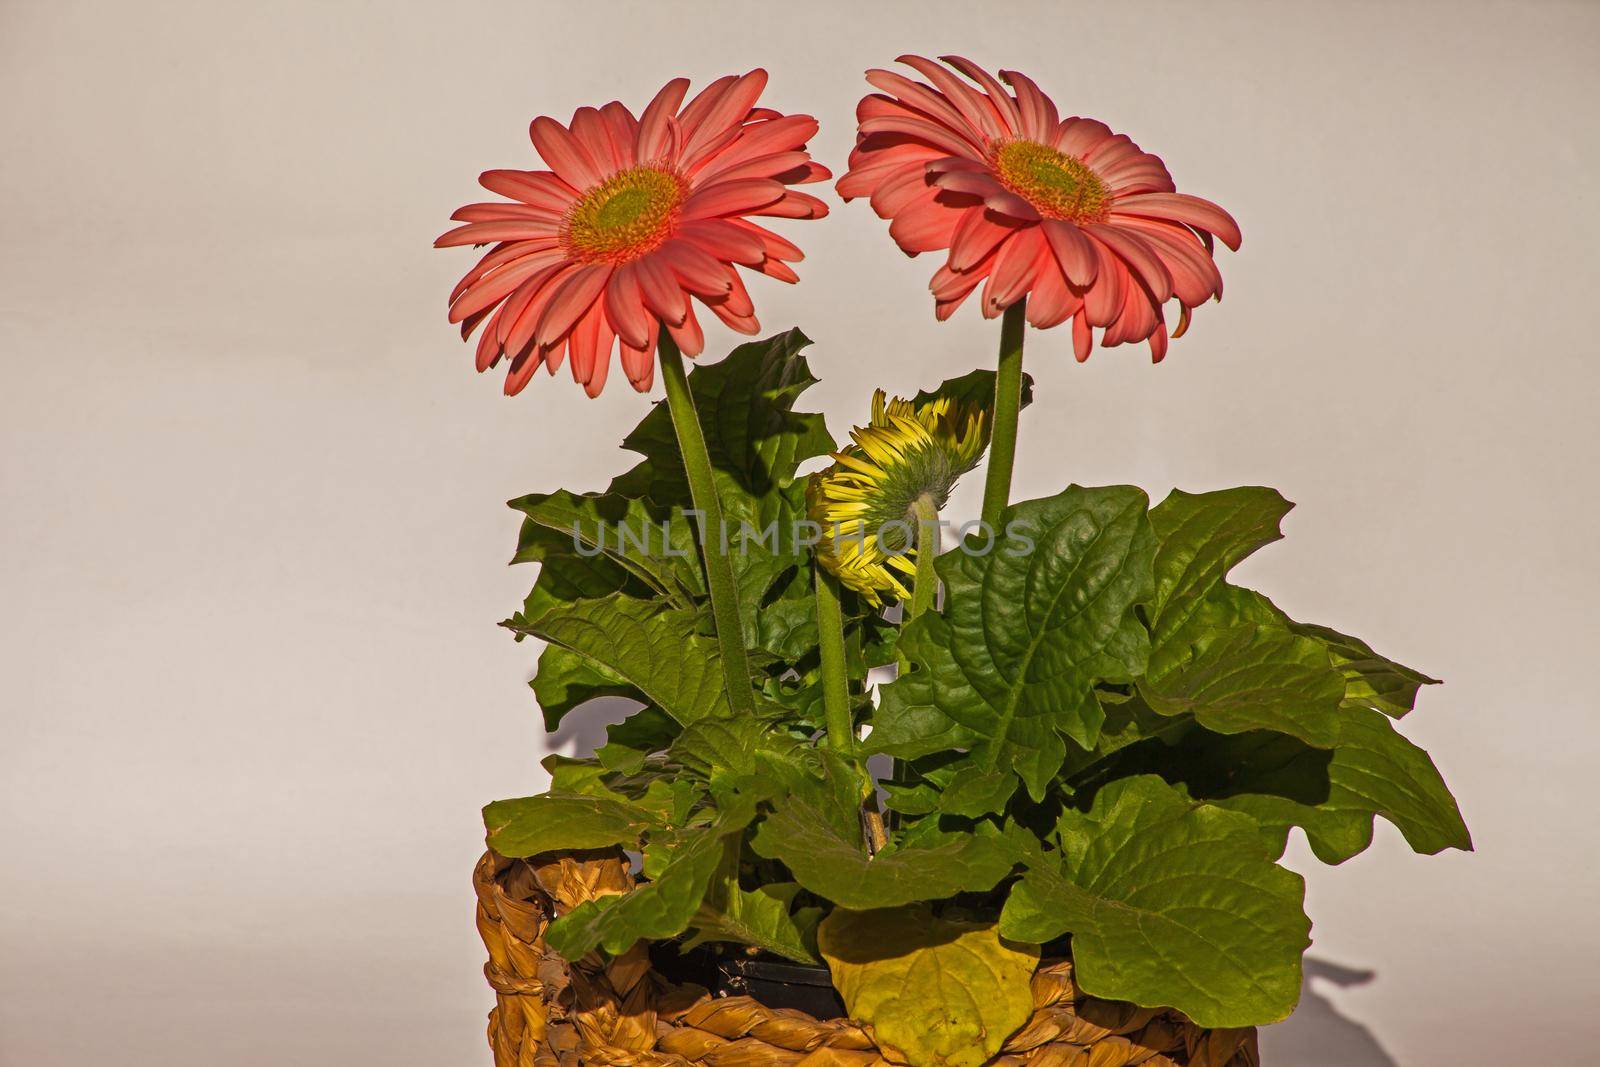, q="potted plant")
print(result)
[440,57,1470,1067]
